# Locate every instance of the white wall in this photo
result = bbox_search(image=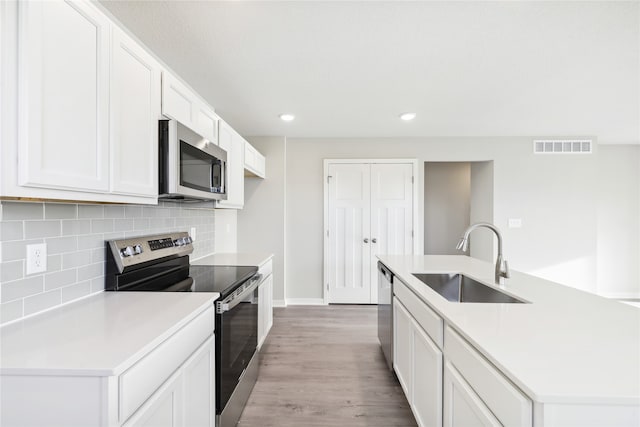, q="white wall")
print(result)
[424,162,471,255]
[596,145,640,298]
[237,136,287,306]
[213,209,237,253]
[284,138,638,300]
